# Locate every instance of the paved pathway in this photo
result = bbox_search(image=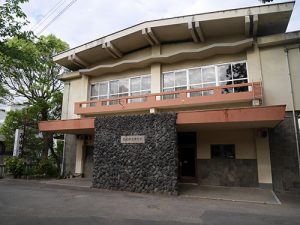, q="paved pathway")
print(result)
[0,179,300,225]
